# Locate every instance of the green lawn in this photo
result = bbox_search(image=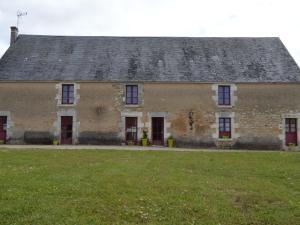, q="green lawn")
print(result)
[0,149,299,225]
